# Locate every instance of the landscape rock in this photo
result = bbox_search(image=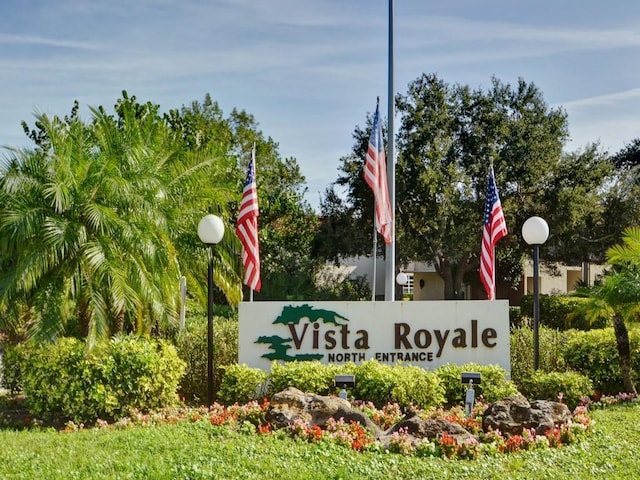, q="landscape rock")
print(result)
[266,389,575,445]
[482,395,572,436]
[382,410,477,447]
[265,387,380,433]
